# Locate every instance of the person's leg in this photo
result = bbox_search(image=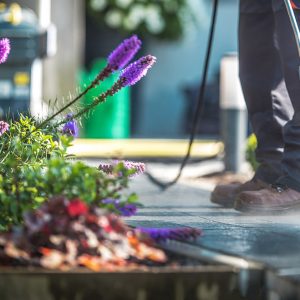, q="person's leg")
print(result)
[273,3,300,190]
[211,0,293,207]
[234,0,300,212]
[239,2,293,183]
